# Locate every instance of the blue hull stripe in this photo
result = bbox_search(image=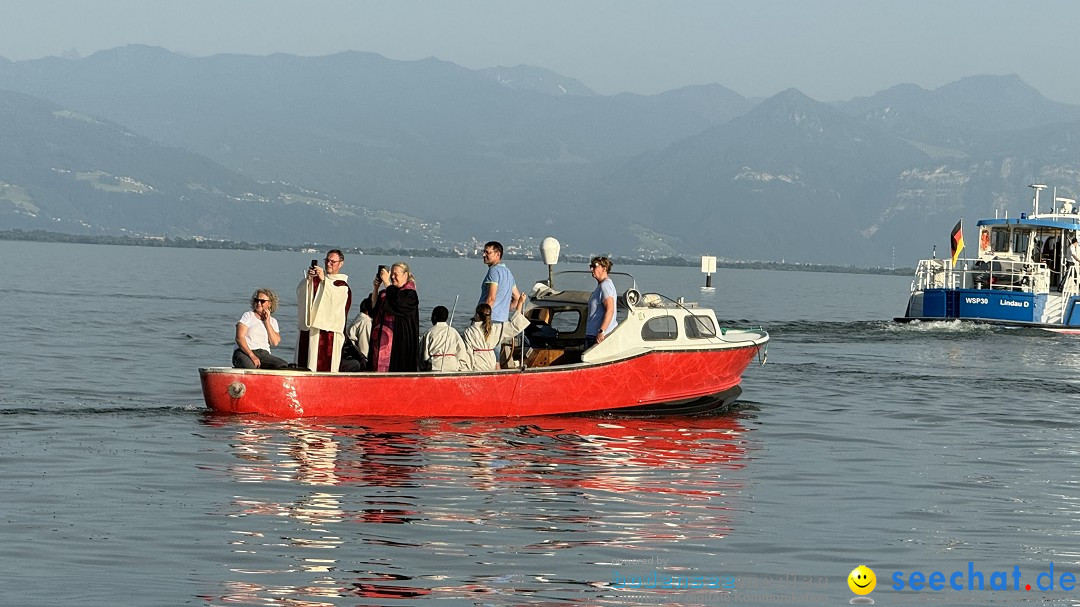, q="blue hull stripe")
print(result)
[902,289,1080,327]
